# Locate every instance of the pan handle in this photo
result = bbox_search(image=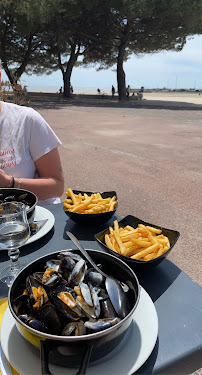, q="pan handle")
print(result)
[40,340,93,375]
[75,344,93,375]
